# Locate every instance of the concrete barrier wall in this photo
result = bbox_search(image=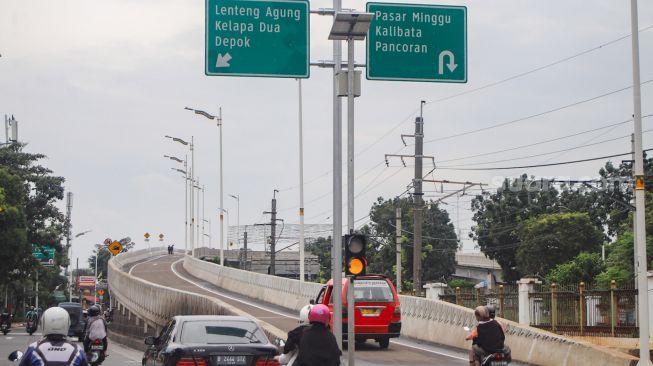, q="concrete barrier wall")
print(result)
[108,248,286,343]
[183,256,638,366]
[184,255,324,311]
